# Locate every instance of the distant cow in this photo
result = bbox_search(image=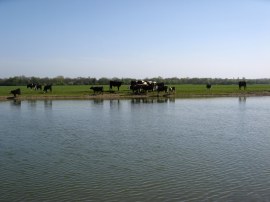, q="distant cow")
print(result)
[239,81,246,90]
[157,85,168,94]
[90,86,103,94]
[27,83,35,89]
[35,84,42,90]
[10,88,21,97]
[169,86,176,93]
[43,84,52,93]
[129,80,156,94]
[206,83,212,89]
[109,81,123,91]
